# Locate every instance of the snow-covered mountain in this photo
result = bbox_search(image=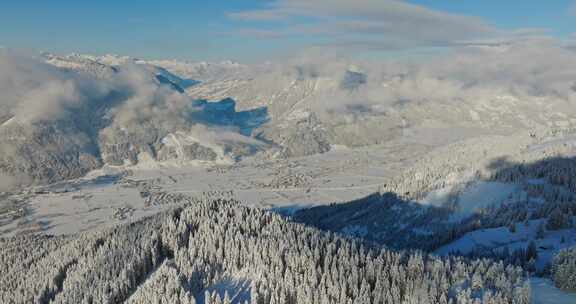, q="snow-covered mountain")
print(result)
[50,45,576,157]
[138,45,576,158]
[0,52,269,186]
[2,48,576,302]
